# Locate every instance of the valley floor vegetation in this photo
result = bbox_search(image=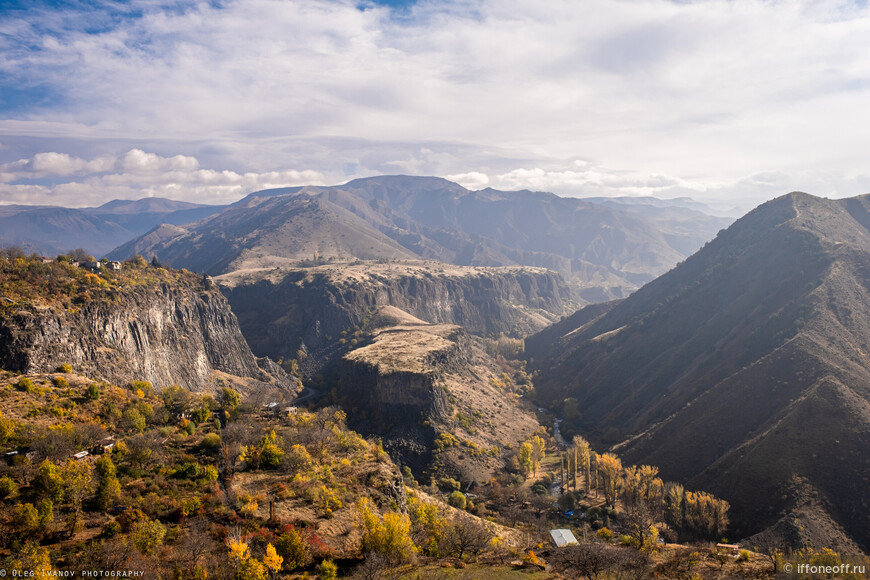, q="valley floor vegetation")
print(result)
[4,366,865,580]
